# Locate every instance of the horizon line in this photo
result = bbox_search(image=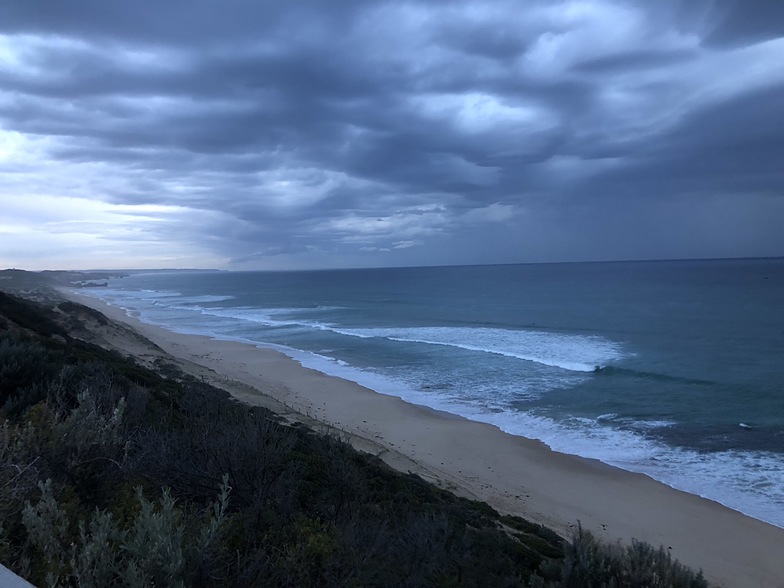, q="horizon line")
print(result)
[3,254,783,274]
